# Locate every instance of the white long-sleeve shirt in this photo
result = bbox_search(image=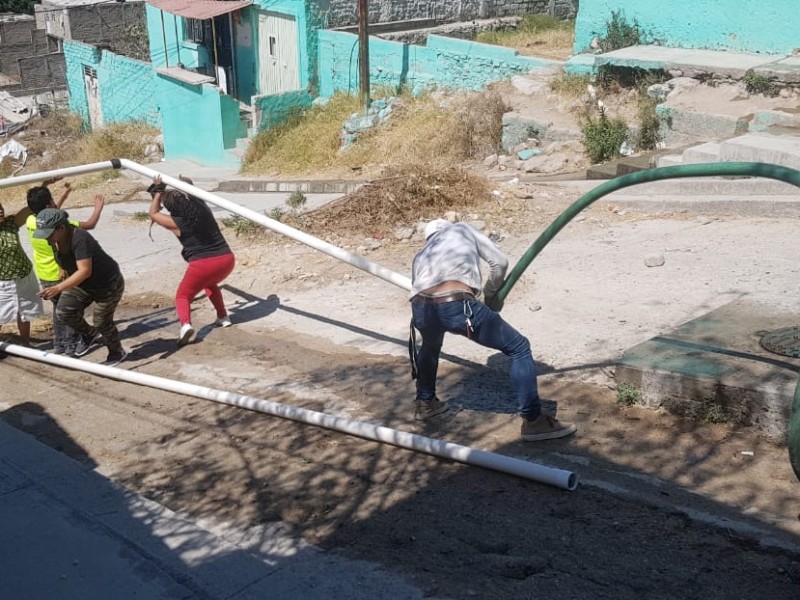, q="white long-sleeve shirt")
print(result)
[410,222,508,299]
